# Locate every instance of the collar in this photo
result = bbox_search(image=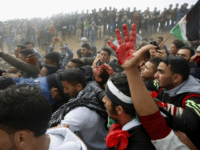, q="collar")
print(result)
[163,79,187,97]
[122,118,141,131]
